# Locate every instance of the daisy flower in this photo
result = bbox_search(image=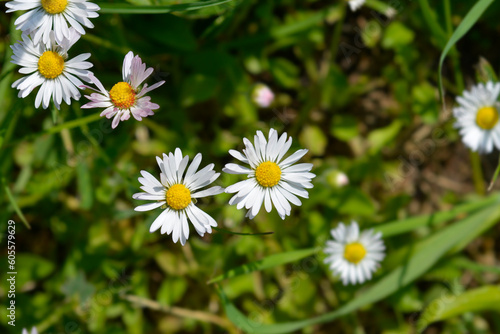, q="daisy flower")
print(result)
[223,128,315,220]
[453,81,500,154]
[22,328,38,334]
[81,51,165,129]
[11,28,93,110]
[6,0,100,45]
[348,0,365,11]
[133,148,224,246]
[323,221,385,285]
